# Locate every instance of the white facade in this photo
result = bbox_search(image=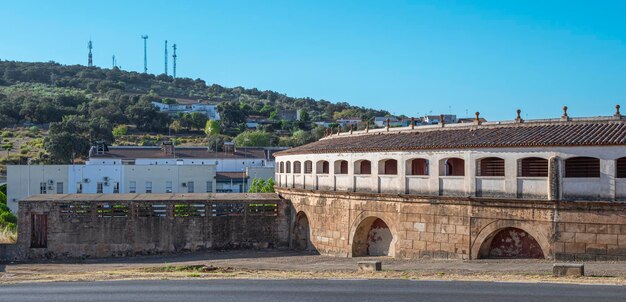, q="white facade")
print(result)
[275,146,626,202]
[151,101,221,120]
[7,164,217,213]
